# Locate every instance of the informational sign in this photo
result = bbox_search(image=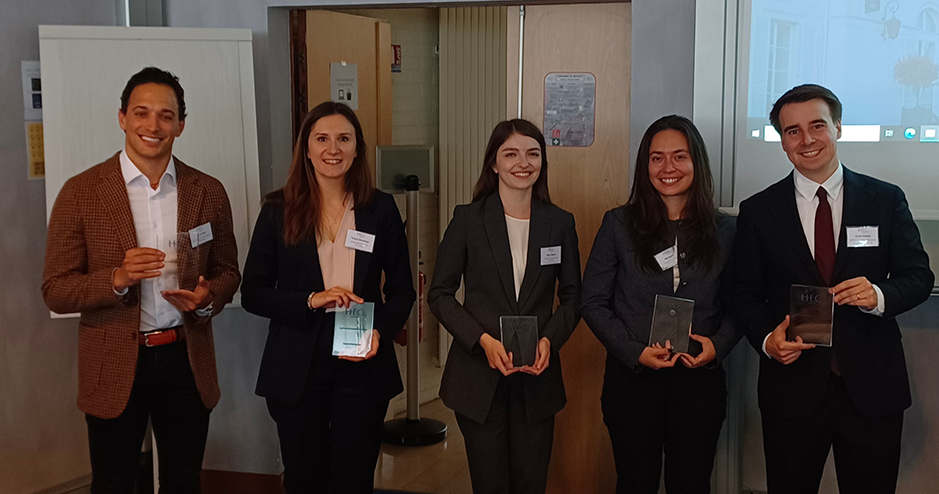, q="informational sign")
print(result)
[22,61,42,121]
[392,45,402,73]
[26,122,44,180]
[543,72,596,147]
[330,62,359,110]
